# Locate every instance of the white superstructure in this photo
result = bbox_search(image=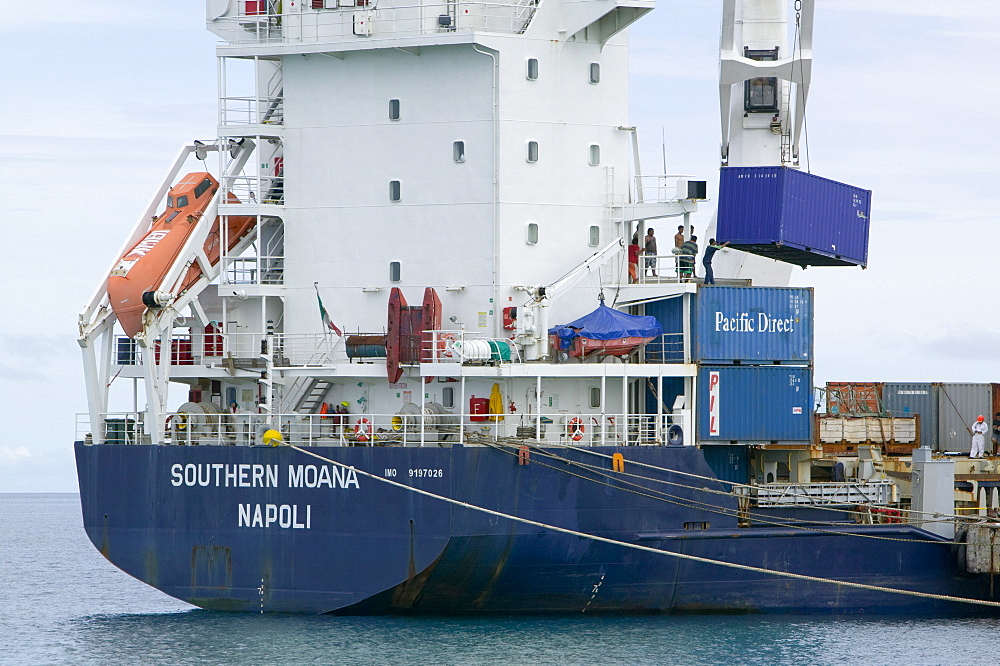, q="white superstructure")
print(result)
[77,0,813,450]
